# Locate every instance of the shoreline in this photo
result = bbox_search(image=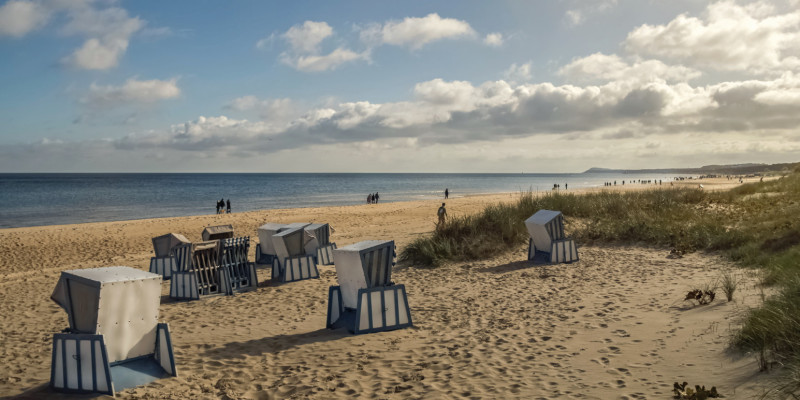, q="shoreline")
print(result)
[0,176,762,232]
[0,175,774,398]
